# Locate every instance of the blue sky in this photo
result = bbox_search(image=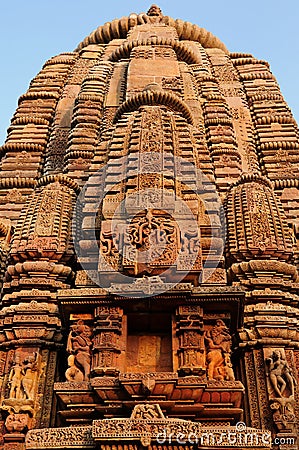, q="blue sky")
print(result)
[0,0,298,145]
